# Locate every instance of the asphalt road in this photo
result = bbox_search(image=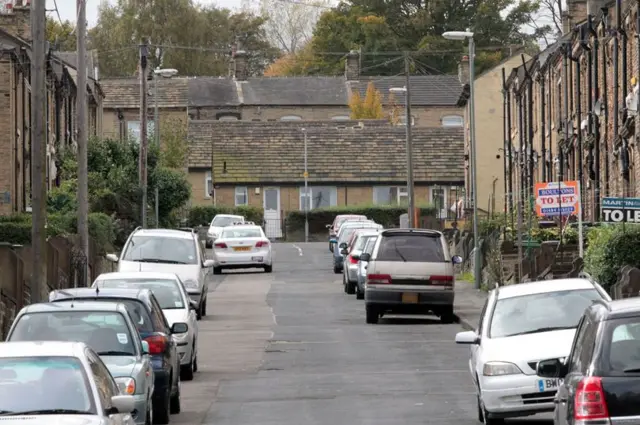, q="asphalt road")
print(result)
[172,242,551,425]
